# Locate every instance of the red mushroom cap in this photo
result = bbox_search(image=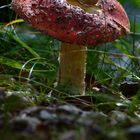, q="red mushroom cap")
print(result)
[12,0,130,46]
